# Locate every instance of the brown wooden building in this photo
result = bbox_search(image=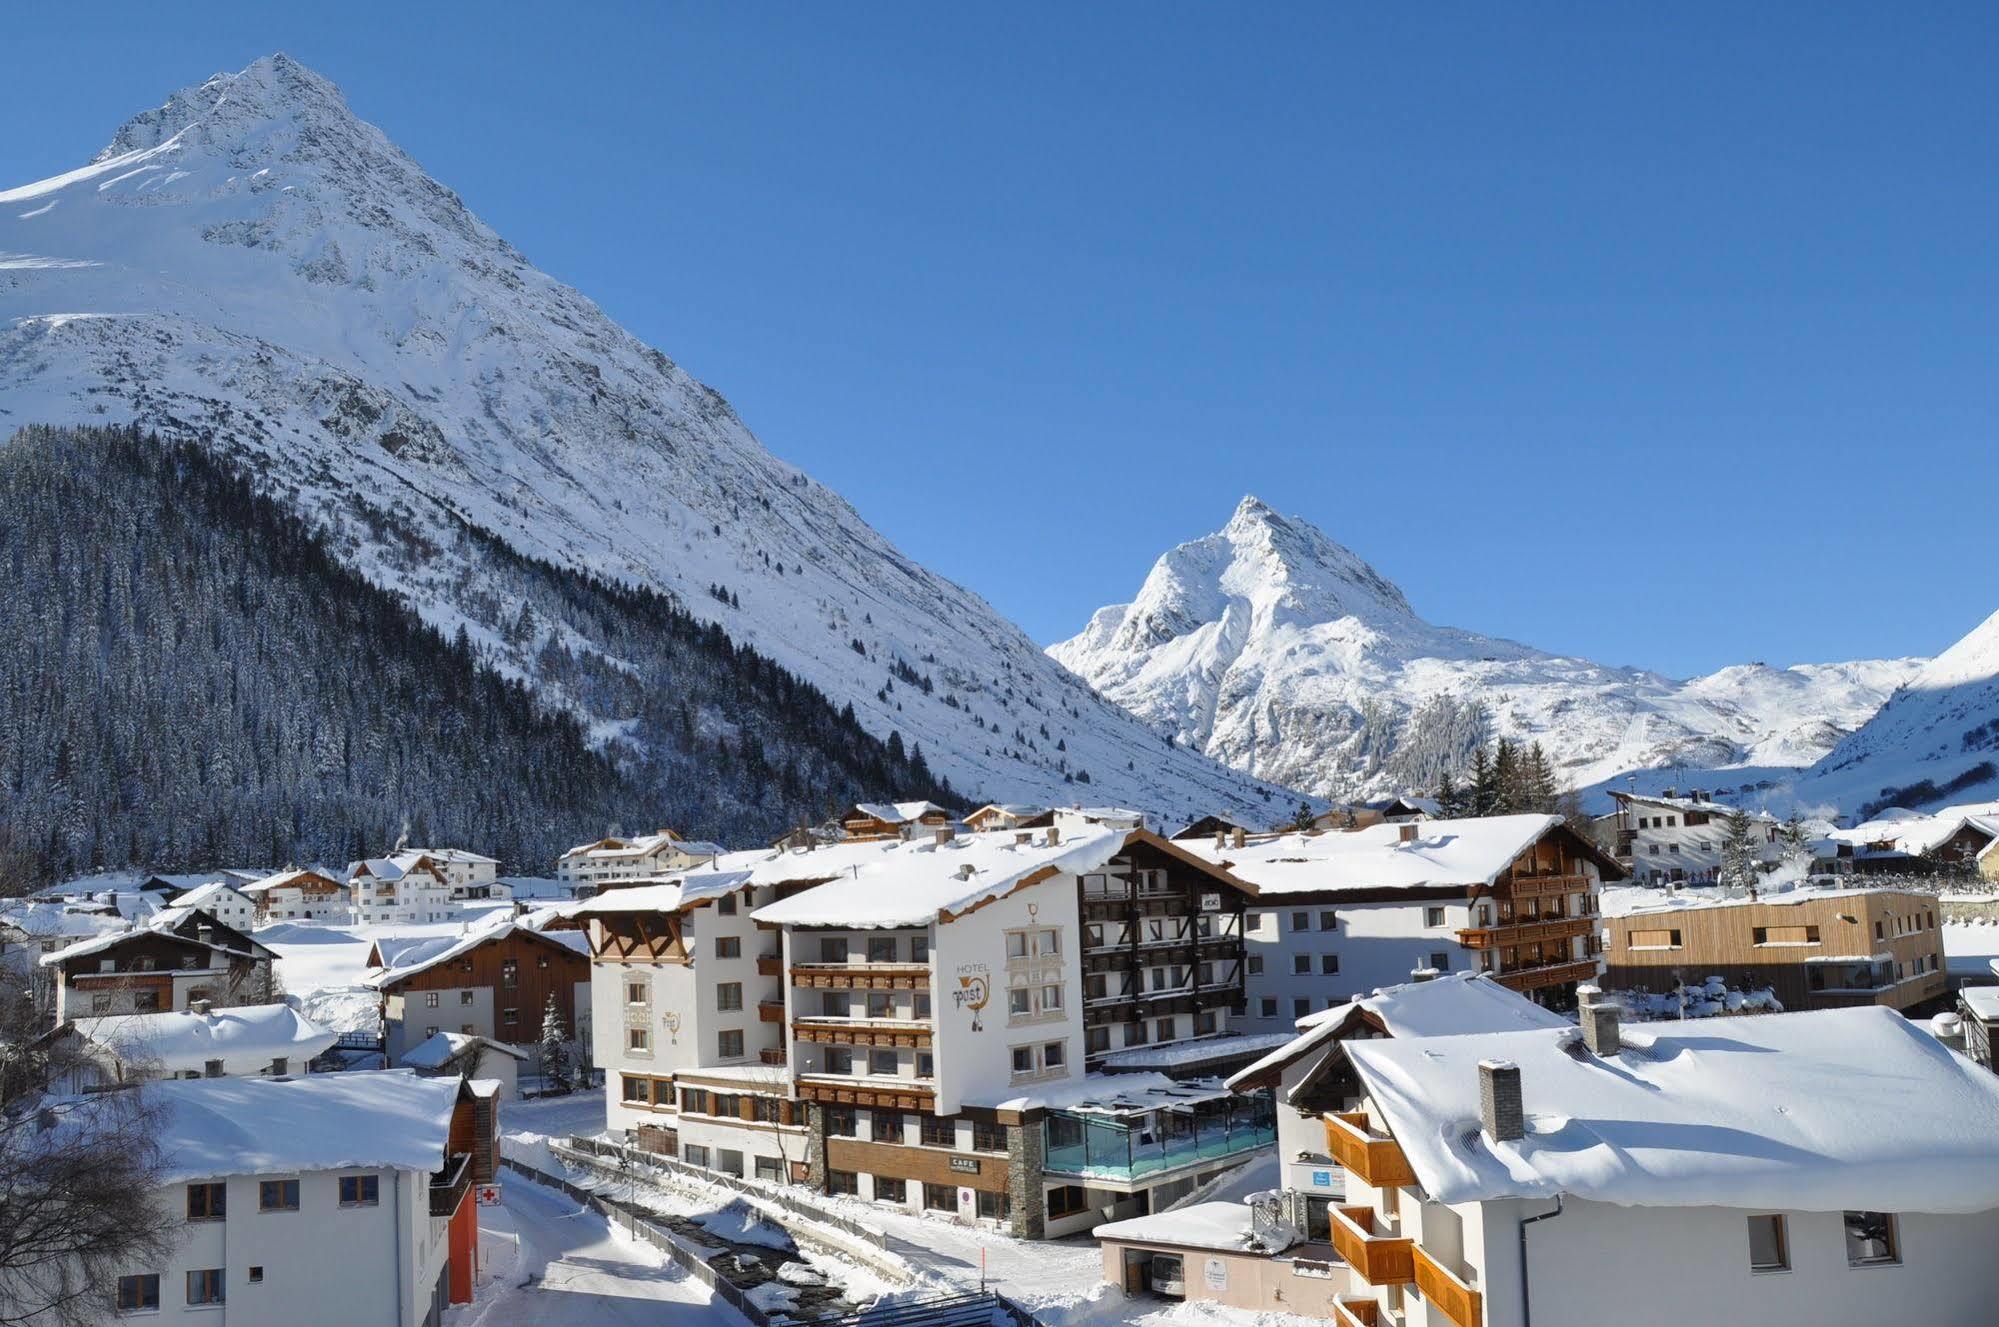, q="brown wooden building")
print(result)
[368,922,592,1062]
